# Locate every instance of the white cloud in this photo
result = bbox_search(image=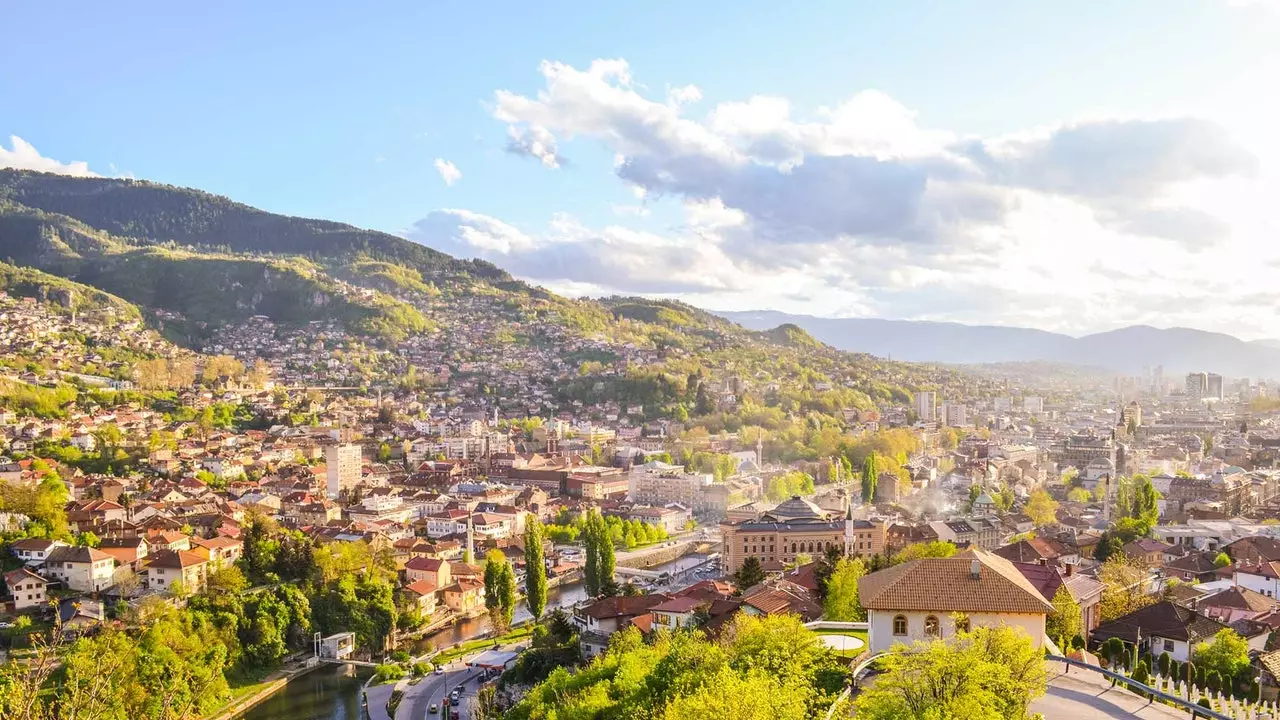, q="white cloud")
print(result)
[433,158,462,186]
[409,59,1279,336]
[0,135,98,177]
